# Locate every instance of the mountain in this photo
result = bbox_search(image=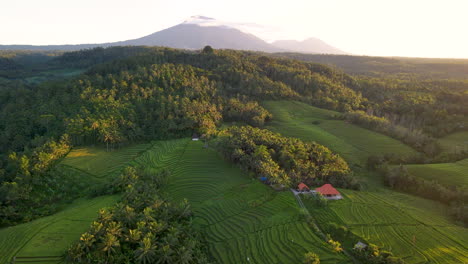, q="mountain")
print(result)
[114,16,282,52]
[0,16,344,54]
[272,38,347,54]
